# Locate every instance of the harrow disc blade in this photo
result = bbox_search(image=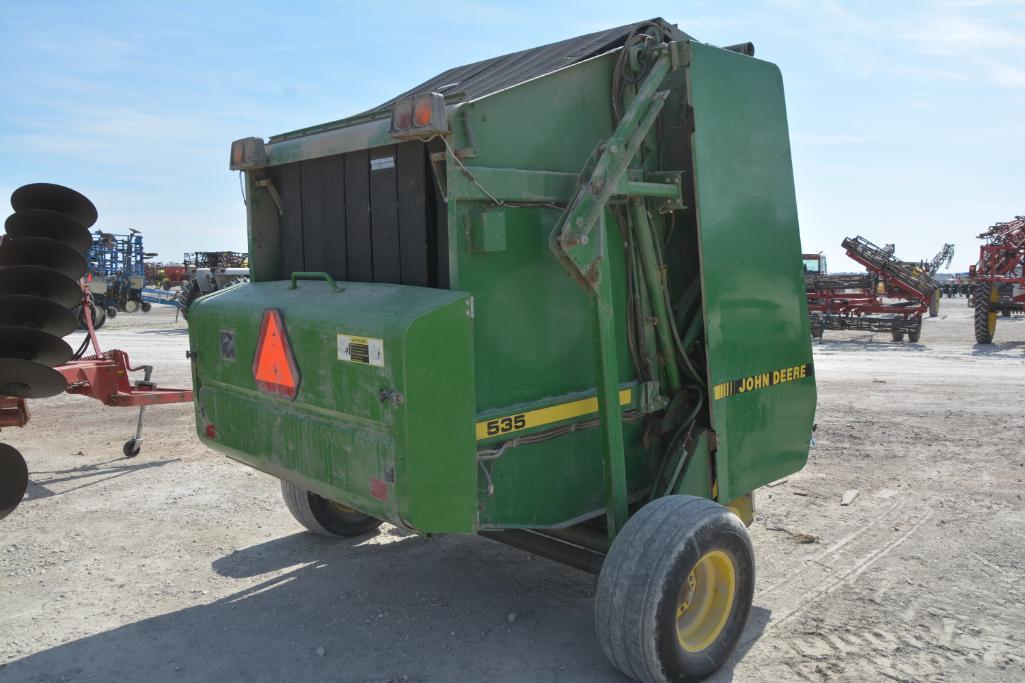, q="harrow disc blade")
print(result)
[0,236,88,280]
[0,443,29,521]
[10,183,98,229]
[5,209,92,254]
[0,326,74,367]
[0,295,77,338]
[0,357,67,398]
[0,266,82,308]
